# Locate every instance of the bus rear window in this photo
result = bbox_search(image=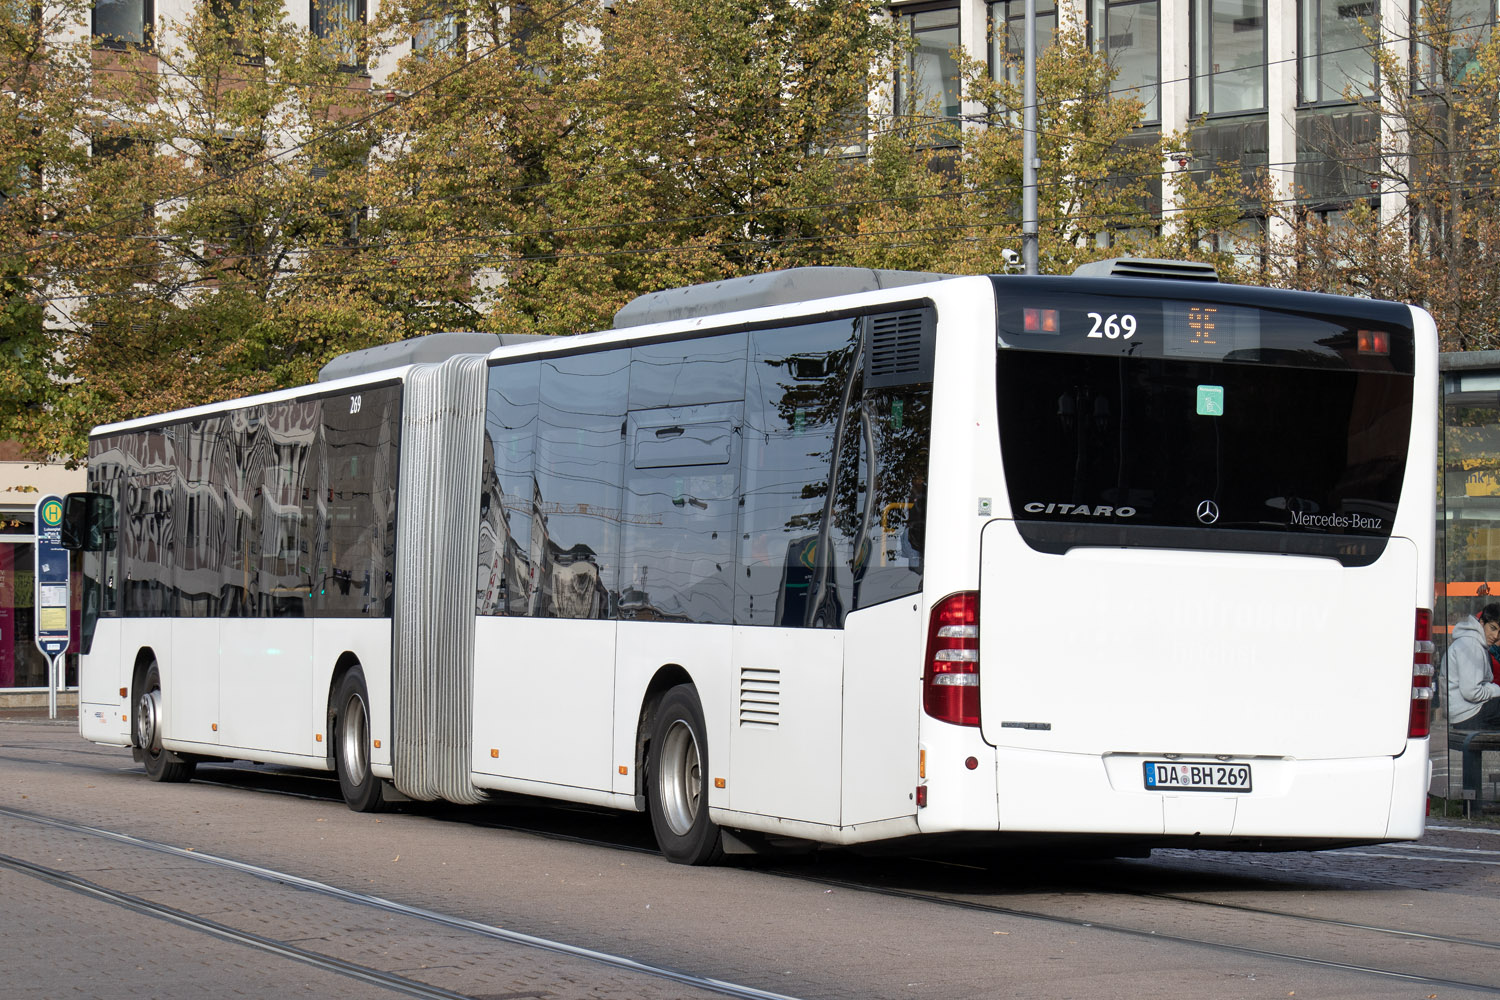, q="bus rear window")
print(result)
[992,281,1416,564]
